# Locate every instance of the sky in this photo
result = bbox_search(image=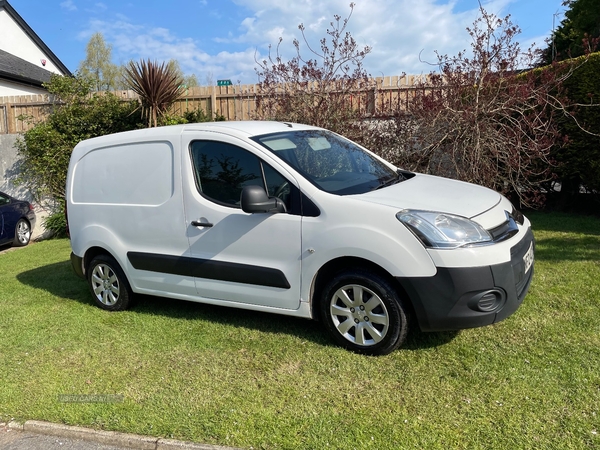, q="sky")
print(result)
[10,0,567,85]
